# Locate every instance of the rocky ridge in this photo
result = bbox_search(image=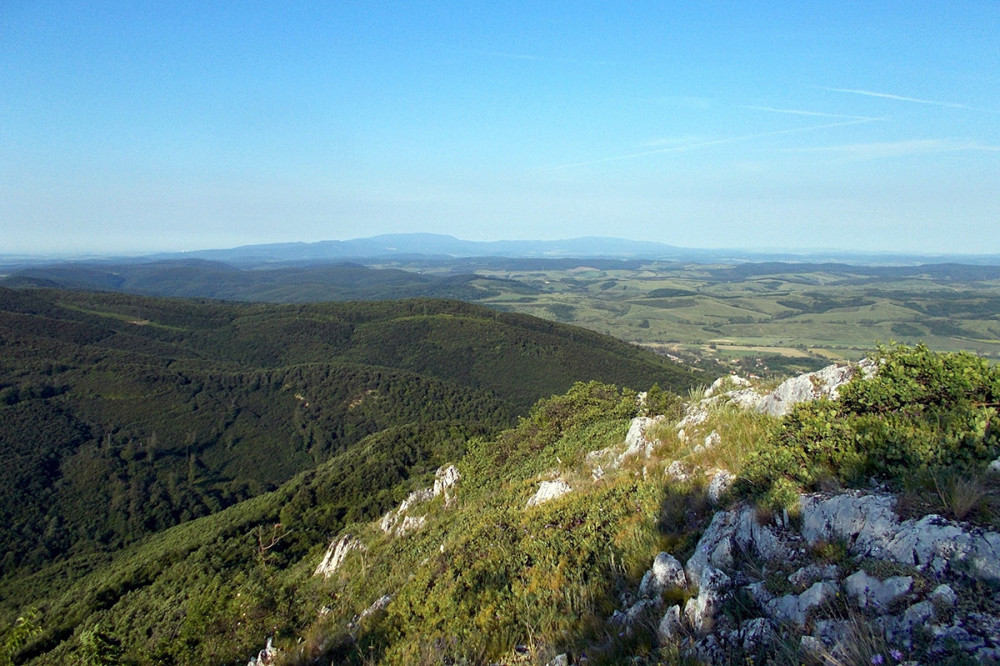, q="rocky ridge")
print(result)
[271,357,1000,665]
